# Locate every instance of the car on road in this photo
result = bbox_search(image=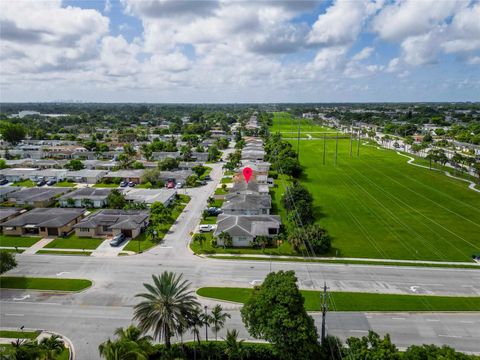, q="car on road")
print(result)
[0,178,8,185]
[204,175,211,181]
[46,179,56,186]
[199,224,213,232]
[109,233,126,247]
[119,181,128,187]
[128,181,136,187]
